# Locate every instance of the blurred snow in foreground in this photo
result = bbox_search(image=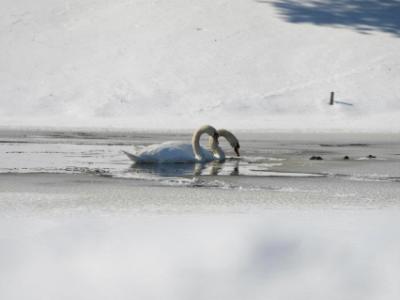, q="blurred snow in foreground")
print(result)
[0,212,399,300]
